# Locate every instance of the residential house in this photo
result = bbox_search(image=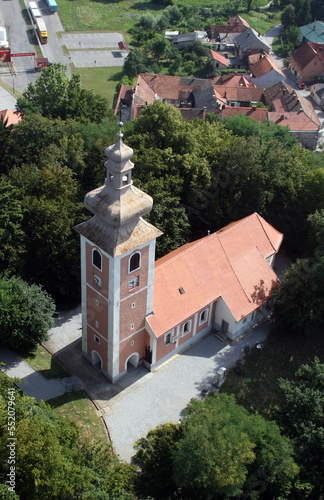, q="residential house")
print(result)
[235,28,270,59]
[115,74,221,121]
[300,21,324,44]
[209,49,230,70]
[210,15,249,44]
[289,42,324,82]
[310,82,324,109]
[268,111,321,149]
[0,109,21,126]
[264,80,321,148]
[248,50,286,88]
[172,31,207,48]
[75,126,283,382]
